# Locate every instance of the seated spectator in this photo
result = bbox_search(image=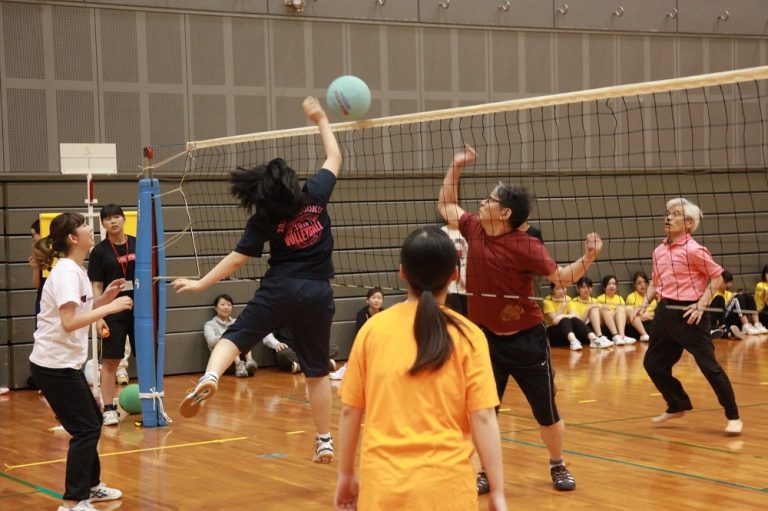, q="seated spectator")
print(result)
[755,264,768,328]
[596,275,636,346]
[204,294,257,377]
[356,287,385,332]
[542,282,597,351]
[570,277,613,348]
[263,329,339,374]
[711,270,767,339]
[624,271,655,342]
[332,288,385,380]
